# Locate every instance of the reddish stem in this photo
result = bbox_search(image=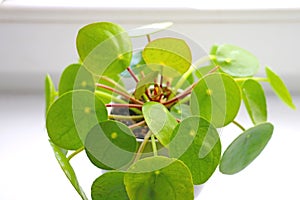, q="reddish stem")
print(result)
[127,67,139,82]
[106,103,142,109]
